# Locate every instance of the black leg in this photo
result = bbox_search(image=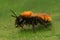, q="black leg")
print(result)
[20,24,24,29]
[38,19,50,30]
[32,23,36,33]
[20,24,25,31]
